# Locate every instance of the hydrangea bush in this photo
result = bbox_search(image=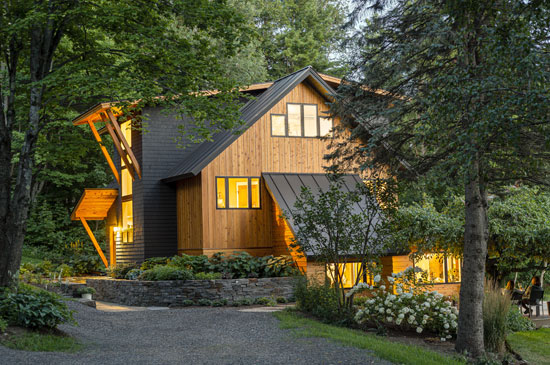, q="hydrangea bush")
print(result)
[350,267,458,340]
